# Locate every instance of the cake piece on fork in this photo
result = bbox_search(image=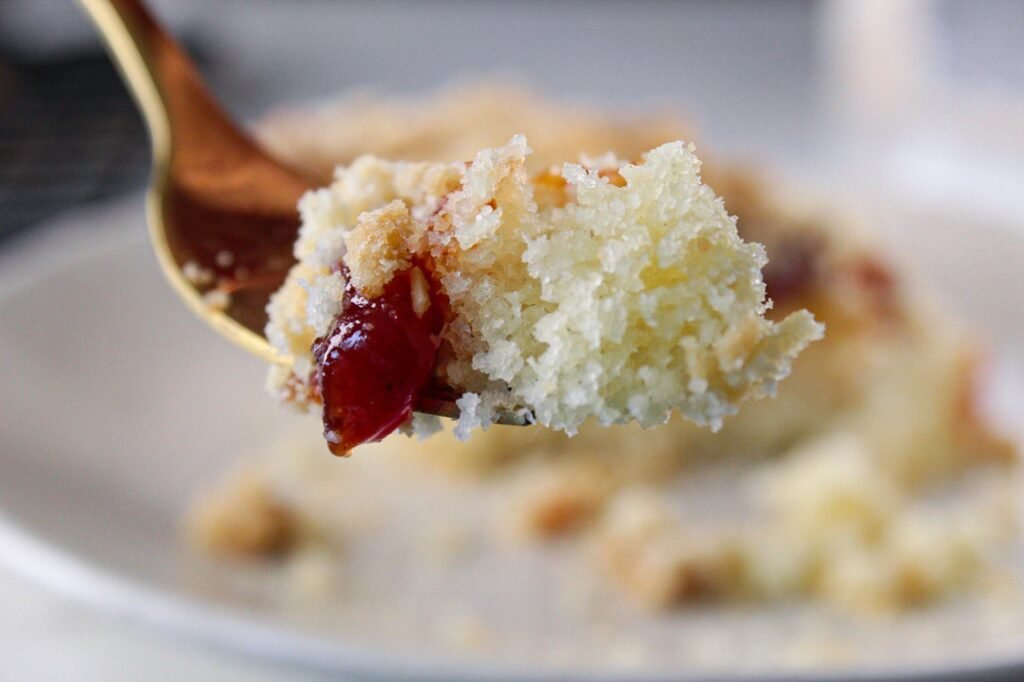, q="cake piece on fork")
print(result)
[266,136,823,454]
